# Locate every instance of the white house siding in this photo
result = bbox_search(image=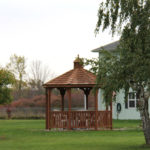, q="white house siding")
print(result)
[113,90,141,120]
[98,89,106,111]
[93,43,150,120]
[98,89,150,120]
